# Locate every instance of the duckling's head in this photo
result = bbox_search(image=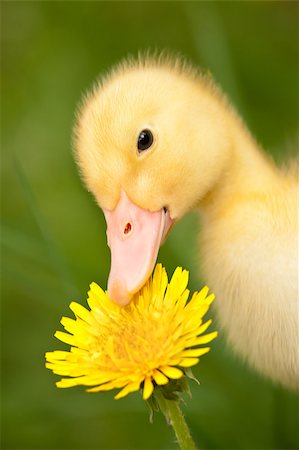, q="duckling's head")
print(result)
[74,56,231,305]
